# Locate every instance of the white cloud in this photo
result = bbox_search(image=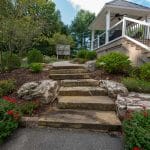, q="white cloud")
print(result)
[67,0,112,14]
